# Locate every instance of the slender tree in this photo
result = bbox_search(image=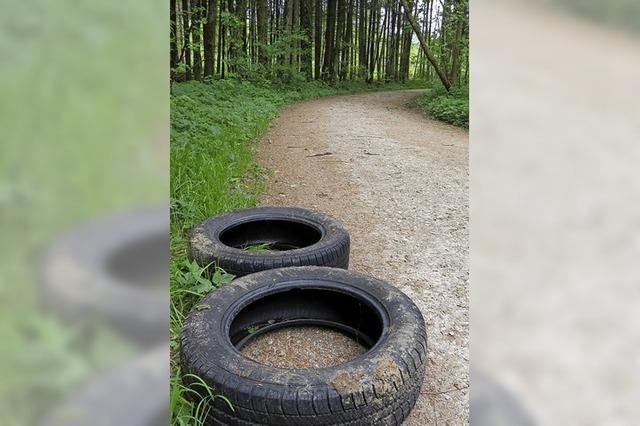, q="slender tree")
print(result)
[171,0,178,70]
[257,0,269,65]
[357,0,367,80]
[322,0,337,80]
[334,0,346,80]
[192,0,203,80]
[449,0,467,85]
[300,0,313,79]
[314,0,322,79]
[339,0,353,80]
[203,0,219,77]
[181,0,192,79]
